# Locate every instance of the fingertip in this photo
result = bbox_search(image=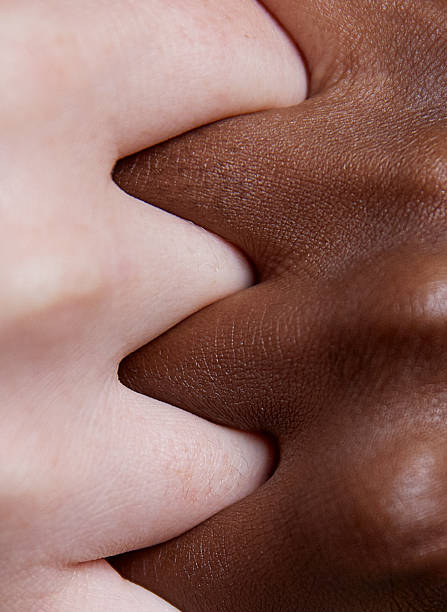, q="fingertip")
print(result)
[249,0,309,108]
[199,227,255,294]
[217,428,277,502]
